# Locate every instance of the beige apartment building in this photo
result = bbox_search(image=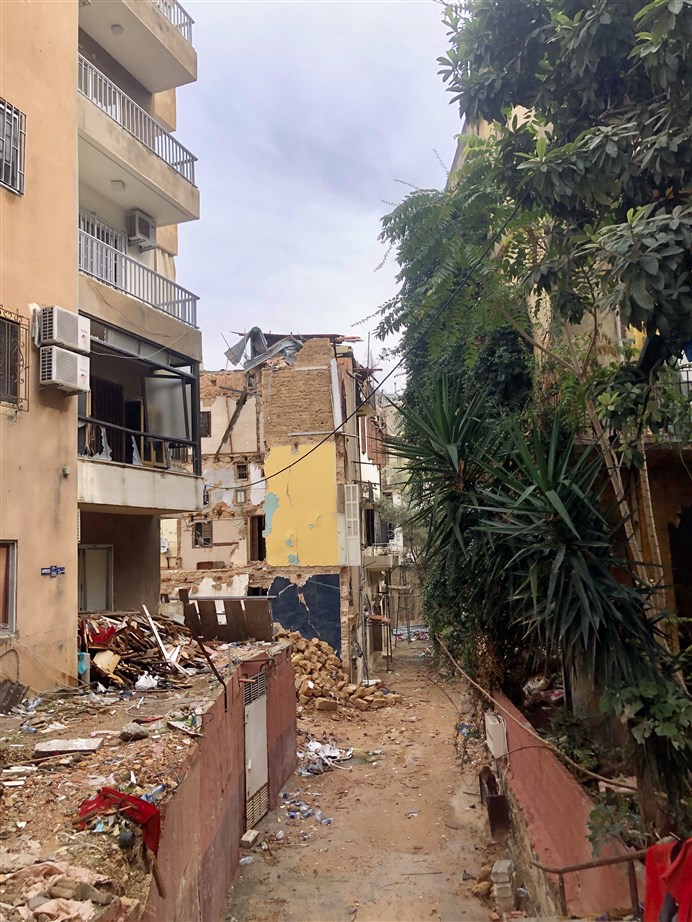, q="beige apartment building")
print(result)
[0,0,202,692]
